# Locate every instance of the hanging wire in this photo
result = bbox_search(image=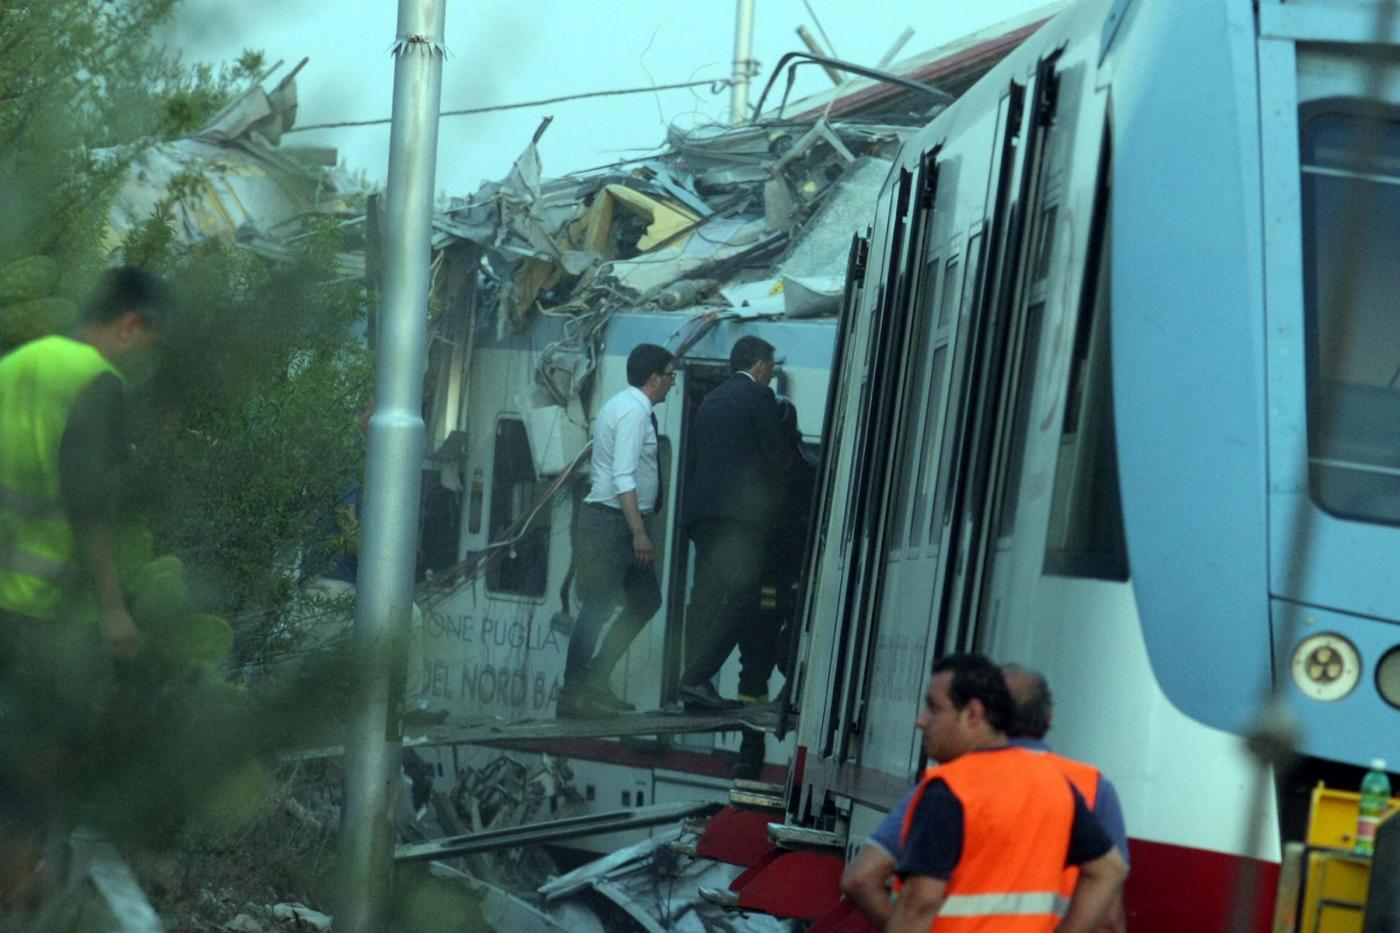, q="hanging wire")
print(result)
[289,78,734,133]
[800,0,841,60]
